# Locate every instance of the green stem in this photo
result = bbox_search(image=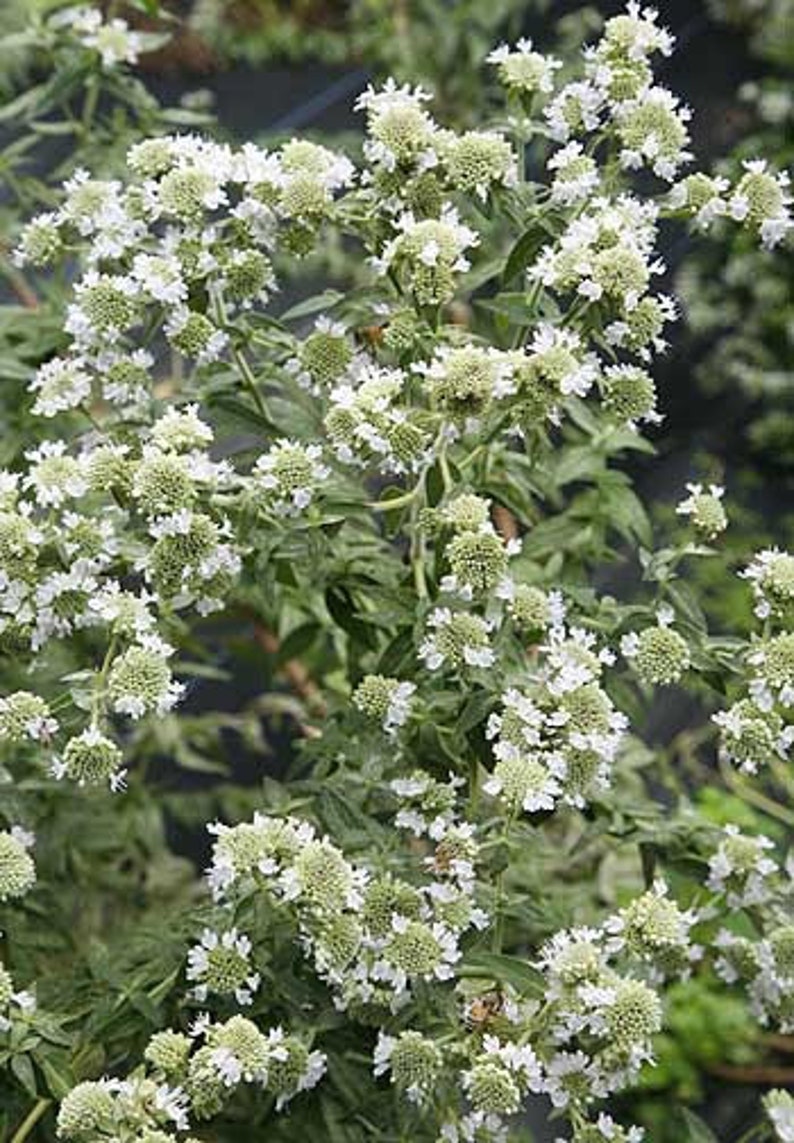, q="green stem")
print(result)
[491,811,515,953]
[81,75,99,140]
[232,346,272,425]
[94,635,118,719]
[410,533,428,599]
[11,1098,51,1143]
[735,1125,766,1143]
[720,756,794,828]
[468,754,479,816]
[770,755,794,800]
[367,485,420,512]
[438,441,452,495]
